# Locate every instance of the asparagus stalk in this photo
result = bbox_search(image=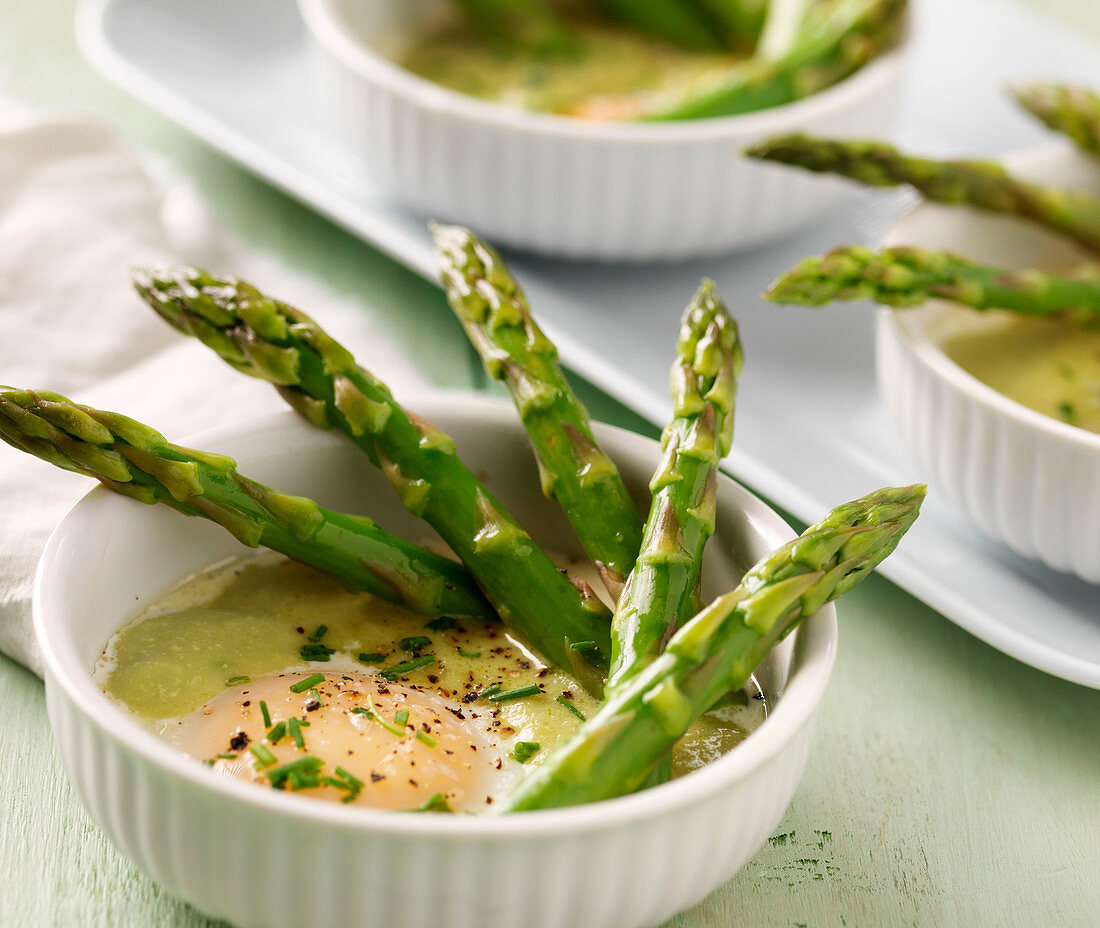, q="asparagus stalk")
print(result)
[1013,82,1100,159]
[133,267,612,675]
[649,0,906,120]
[745,134,1100,254]
[688,0,767,52]
[763,245,1100,325]
[432,224,643,596]
[606,281,742,691]
[499,483,925,811]
[594,0,725,51]
[0,387,493,618]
